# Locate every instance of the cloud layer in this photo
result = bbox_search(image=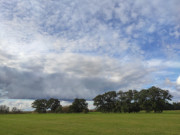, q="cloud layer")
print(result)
[0,52,153,99]
[0,0,180,102]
